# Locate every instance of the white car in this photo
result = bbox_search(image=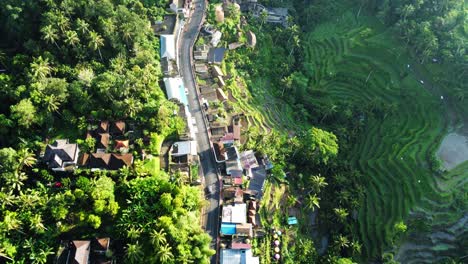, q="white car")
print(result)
[419,80,424,84]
